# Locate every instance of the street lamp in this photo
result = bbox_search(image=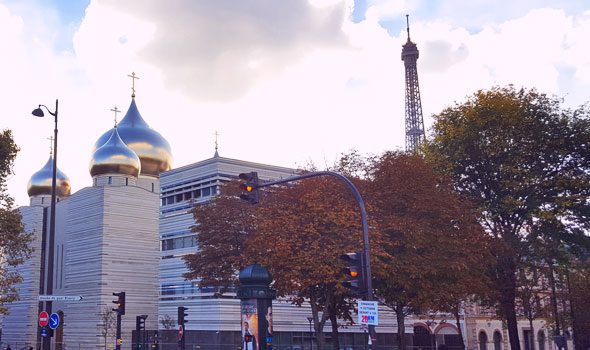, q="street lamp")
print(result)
[32,99,58,350]
[307,317,313,350]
